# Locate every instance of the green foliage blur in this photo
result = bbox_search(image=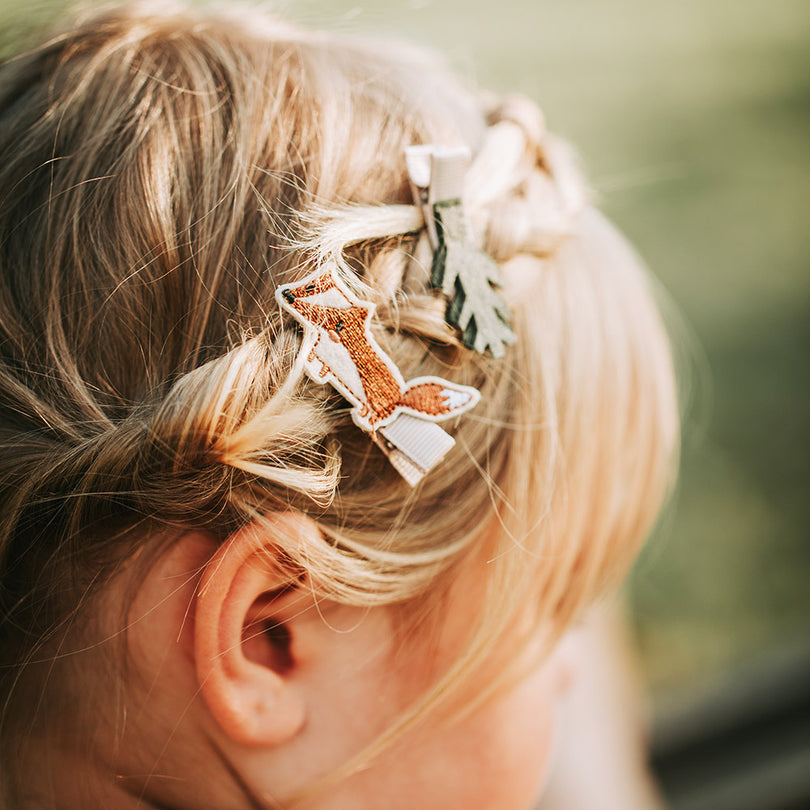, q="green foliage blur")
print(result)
[2,0,807,697]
